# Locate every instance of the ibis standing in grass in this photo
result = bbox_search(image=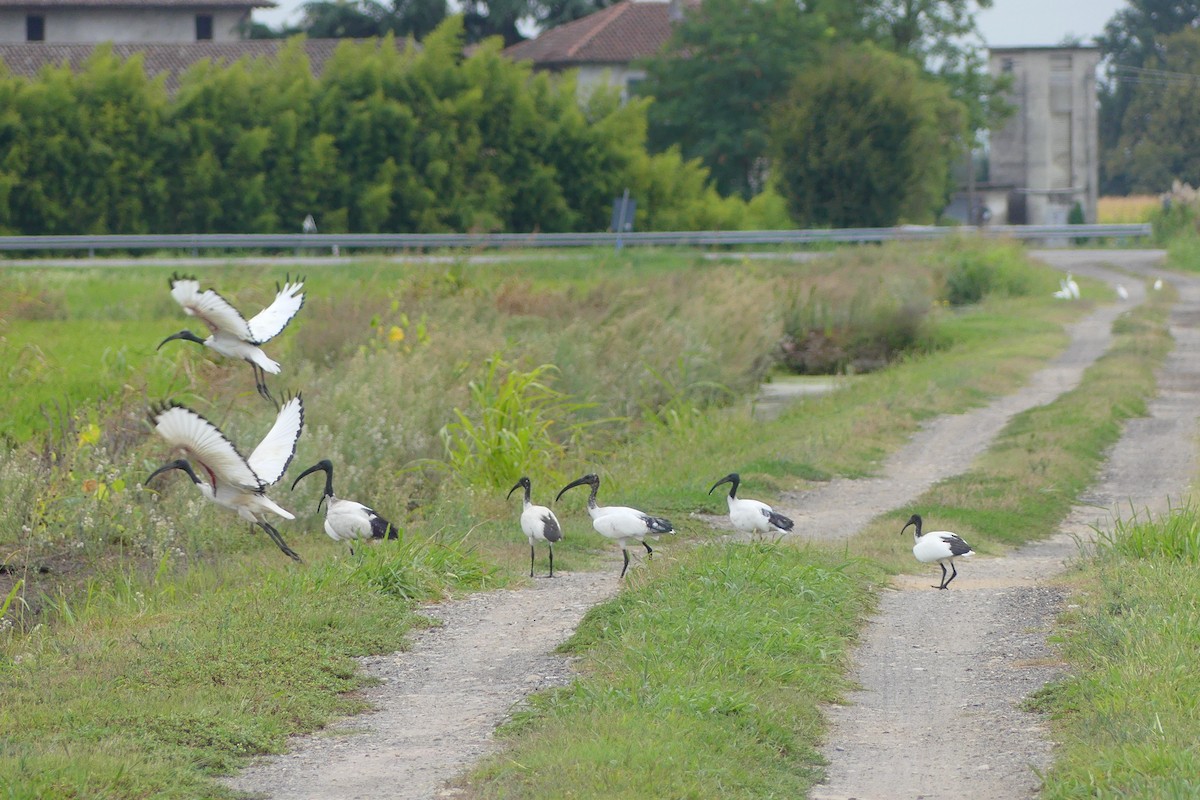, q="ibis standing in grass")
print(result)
[556,473,674,579]
[507,476,563,578]
[146,395,306,562]
[159,273,305,404]
[708,472,794,540]
[902,513,974,590]
[291,459,399,554]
